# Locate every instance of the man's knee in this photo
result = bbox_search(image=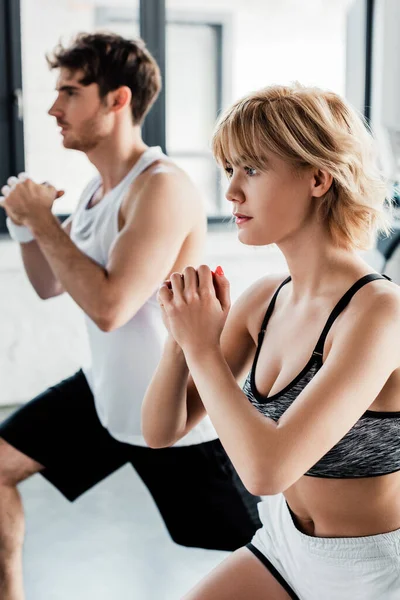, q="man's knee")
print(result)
[0,438,43,487]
